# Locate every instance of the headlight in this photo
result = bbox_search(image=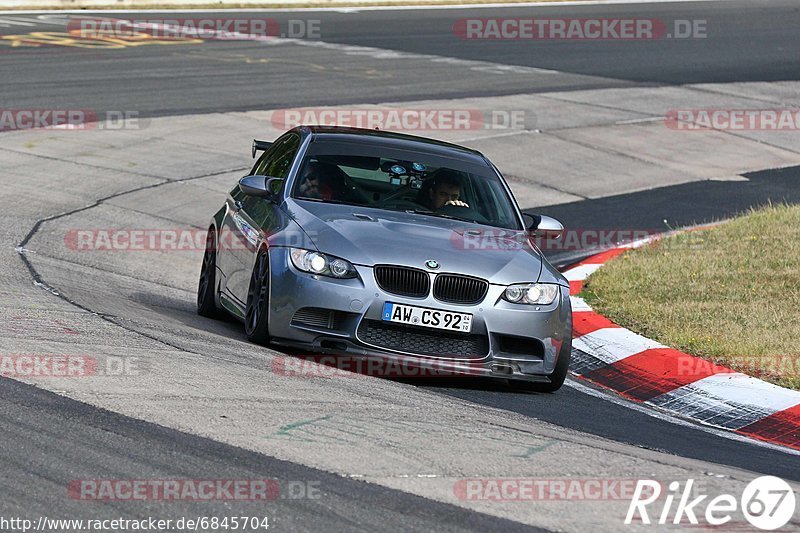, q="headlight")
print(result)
[503,283,559,305]
[289,248,357,279]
